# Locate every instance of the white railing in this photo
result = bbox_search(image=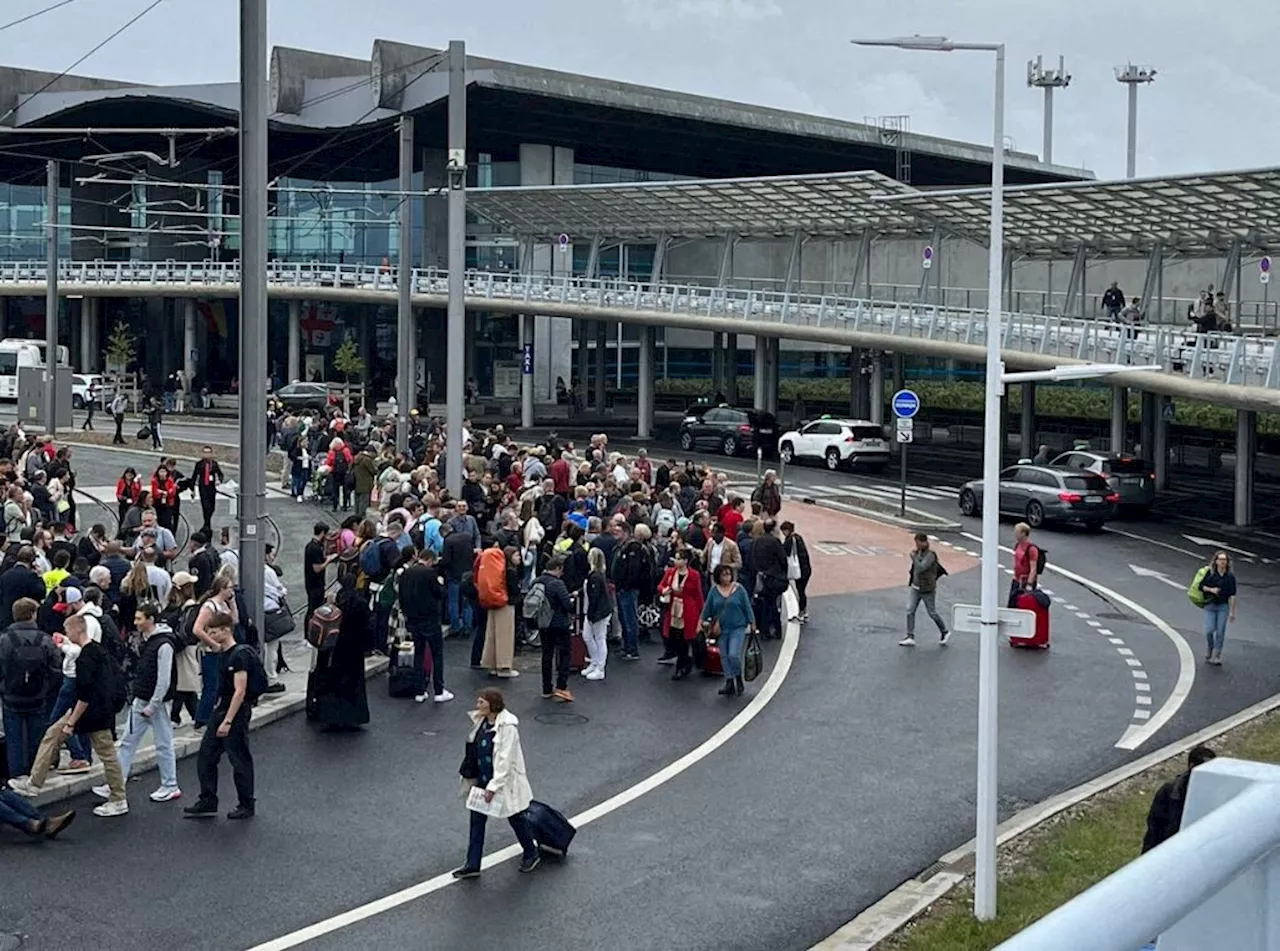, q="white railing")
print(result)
[997,758,1280,951]
[2,259,1277,390]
